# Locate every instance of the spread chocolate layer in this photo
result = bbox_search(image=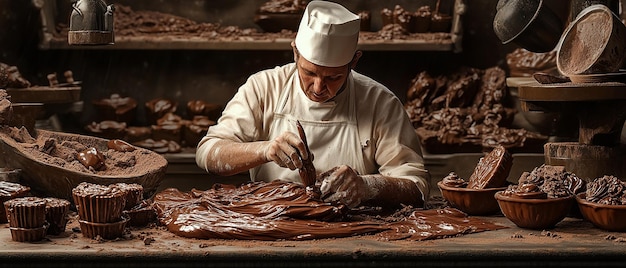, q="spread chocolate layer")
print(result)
[153,181,505,241]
